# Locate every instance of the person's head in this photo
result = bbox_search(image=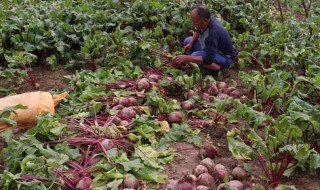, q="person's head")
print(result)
[191,4,210,30]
